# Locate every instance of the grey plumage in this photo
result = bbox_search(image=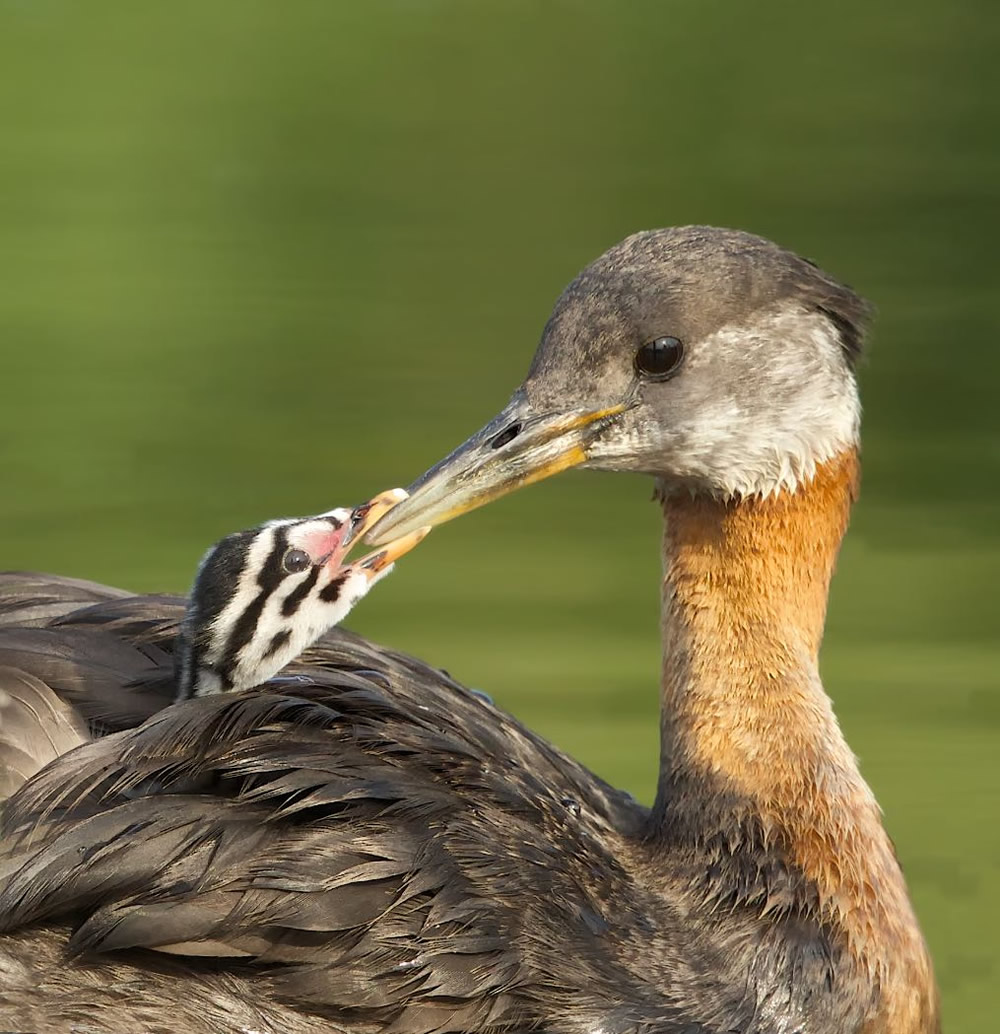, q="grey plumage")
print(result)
[0,580,863,1034]
[0,583,659,1034]
[0,574,176,785]
[0,668,87,800]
